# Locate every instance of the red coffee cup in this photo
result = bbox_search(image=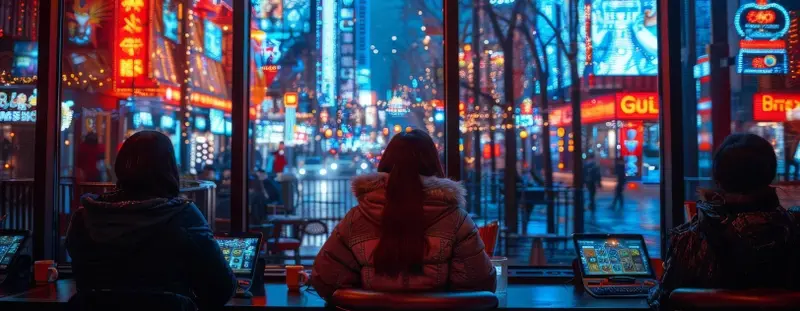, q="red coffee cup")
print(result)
[34,260,58,283]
